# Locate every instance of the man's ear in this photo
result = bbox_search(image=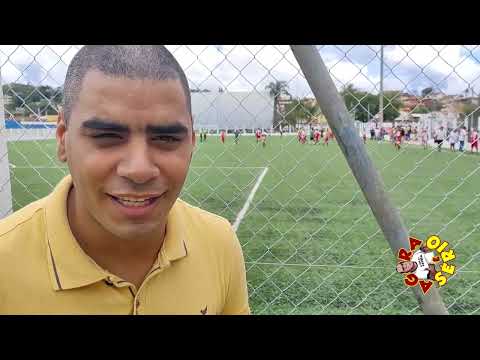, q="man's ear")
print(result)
[56,110,68,163]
